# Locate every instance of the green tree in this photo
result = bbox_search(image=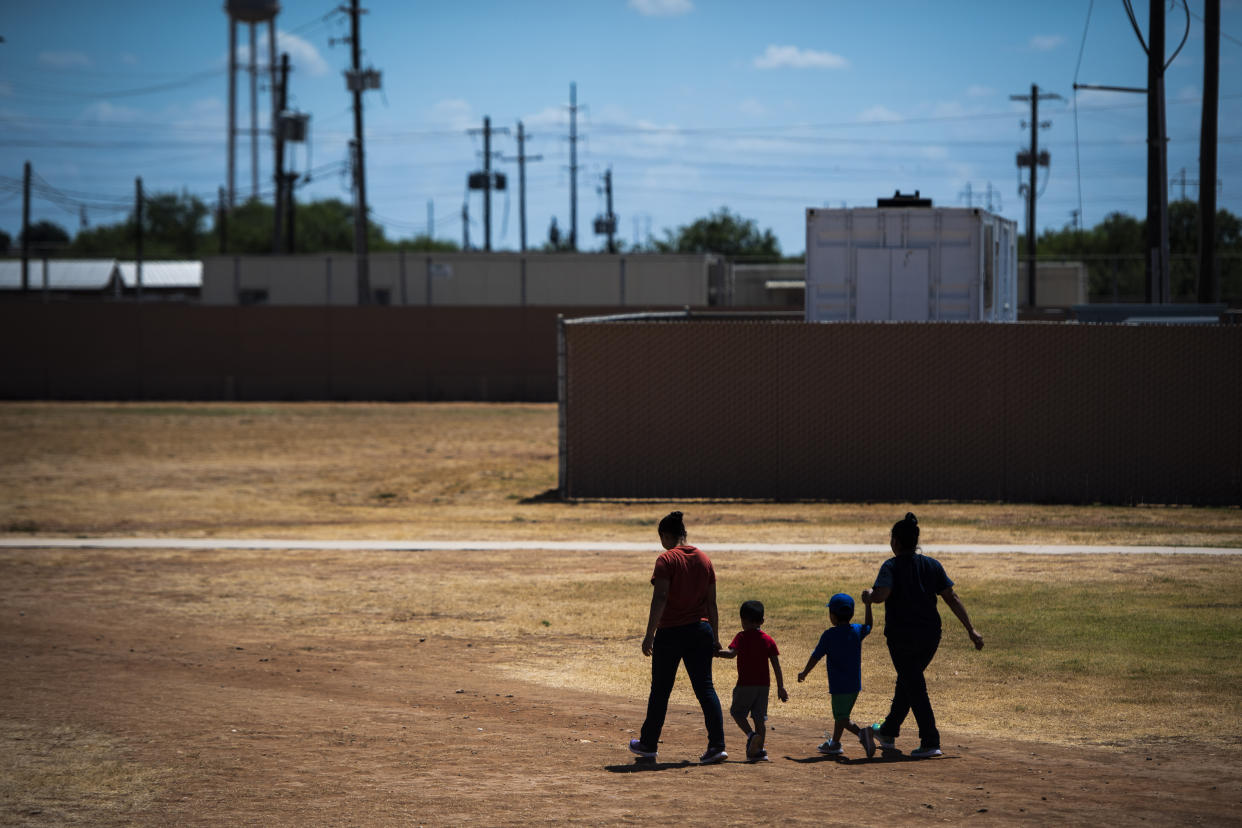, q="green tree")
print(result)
[652,207,781,260]
[0,228,11,254]
[19,220,71,255]
[391,234,459,252]
[71,190,210,258]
